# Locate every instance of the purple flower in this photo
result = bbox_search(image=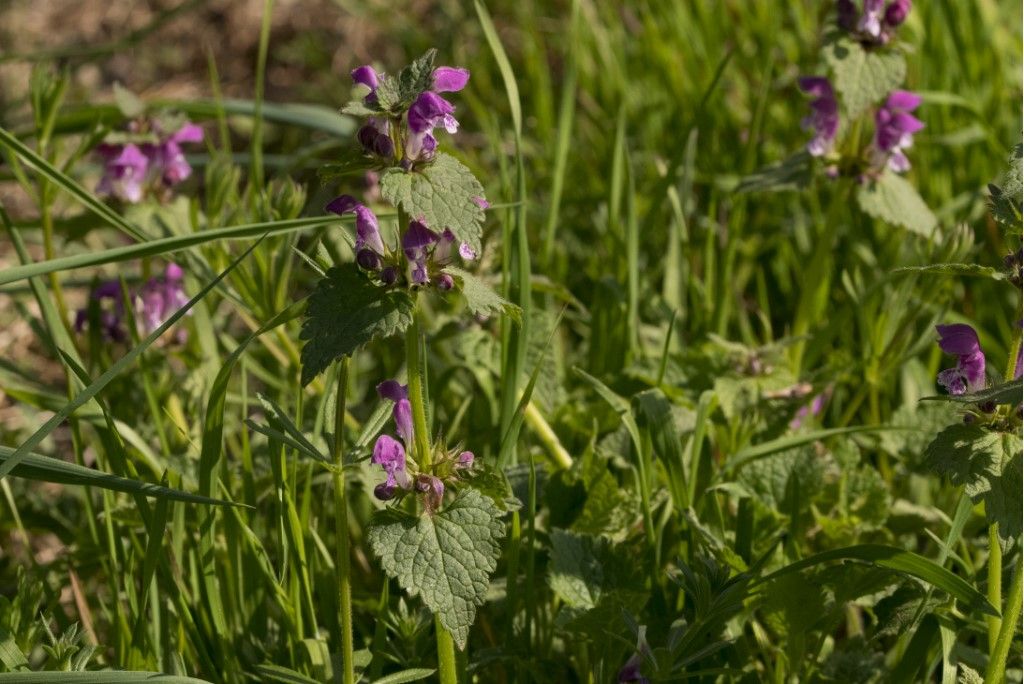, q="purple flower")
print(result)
[351,65,380,104]
[434,229,477,265]
[406,91,458,161]
[155,123,204,186]
[326,195,386,256]
[432,67,470,93]
[356,117,394,158]
[885,0,911,27]
[372,434,410,500]
[456,451,474,469]
[617,653,650,684]
[74,279,128,341]
[402,220,439,285]
[873,90,924,172]
[798,77,839,157]
[351,65,379,91]
[96,144,149,203]
[134,263,188,335]
[936,324,986,395]
[789,390,831,430]
[416,474,445,511]
[377,380,413,445]
[857,0,886,38]
[838,0,912,42]
[437,273,454,291]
